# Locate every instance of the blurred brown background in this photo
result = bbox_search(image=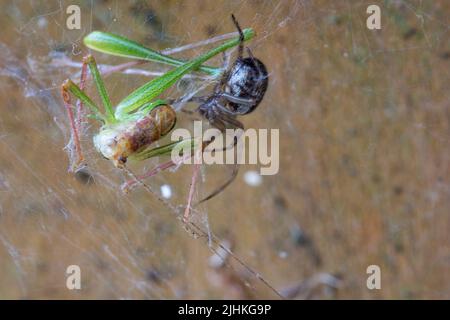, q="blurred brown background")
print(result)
[0,0,448,299]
